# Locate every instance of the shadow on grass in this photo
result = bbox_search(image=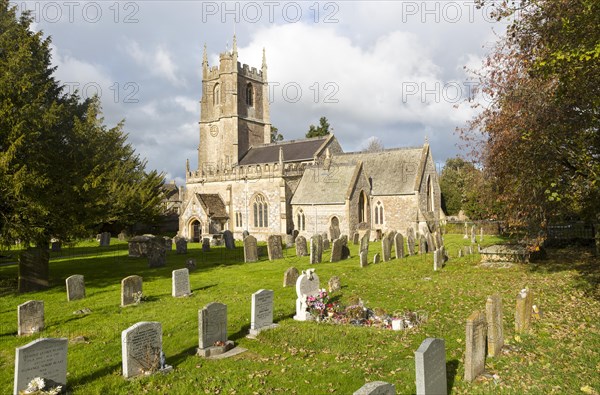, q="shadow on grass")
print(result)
[446,359,459,394]
[528,246,600,300]
[69,362,121,389]
[229,323,251,342]
[168,345,198,368]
